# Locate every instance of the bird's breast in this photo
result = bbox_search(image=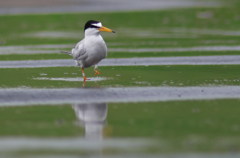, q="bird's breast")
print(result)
[88,36,107,54]
[83,35,107,67]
